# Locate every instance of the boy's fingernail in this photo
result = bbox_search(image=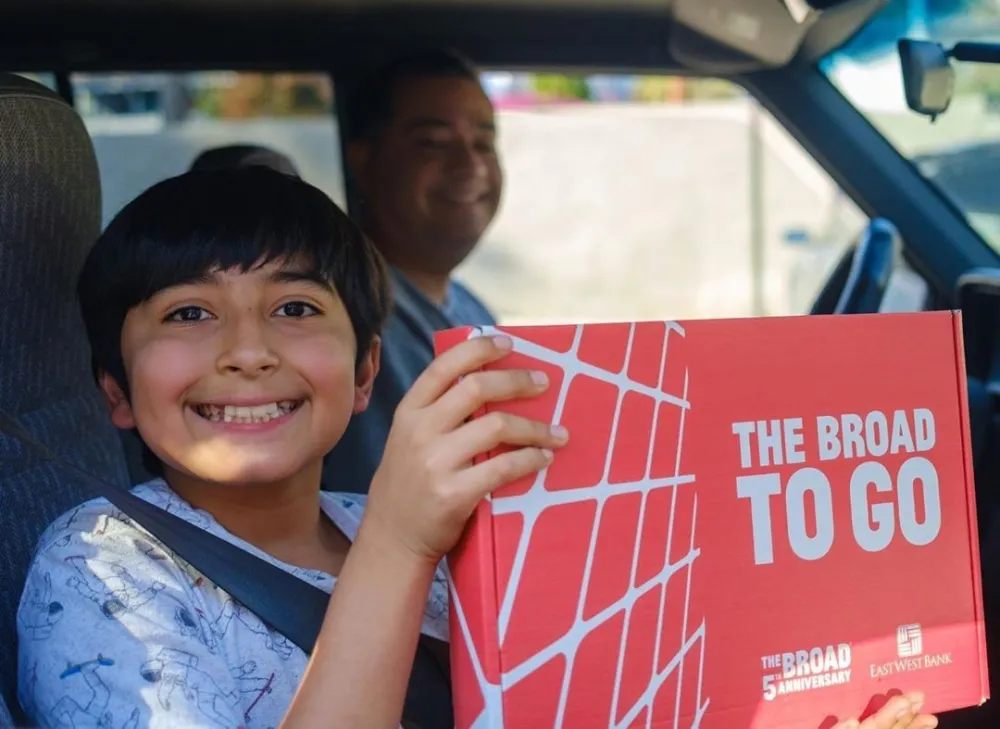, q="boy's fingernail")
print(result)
[541,448,554,462]
[494,335,513,350]
[550,424,569,441]
[531,371,549,386]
